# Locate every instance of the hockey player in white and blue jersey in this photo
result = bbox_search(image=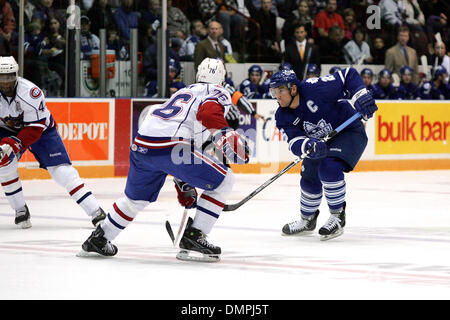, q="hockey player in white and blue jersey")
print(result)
[269,67,377,240]
[80,58,250,262]
[0,56,106,229]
